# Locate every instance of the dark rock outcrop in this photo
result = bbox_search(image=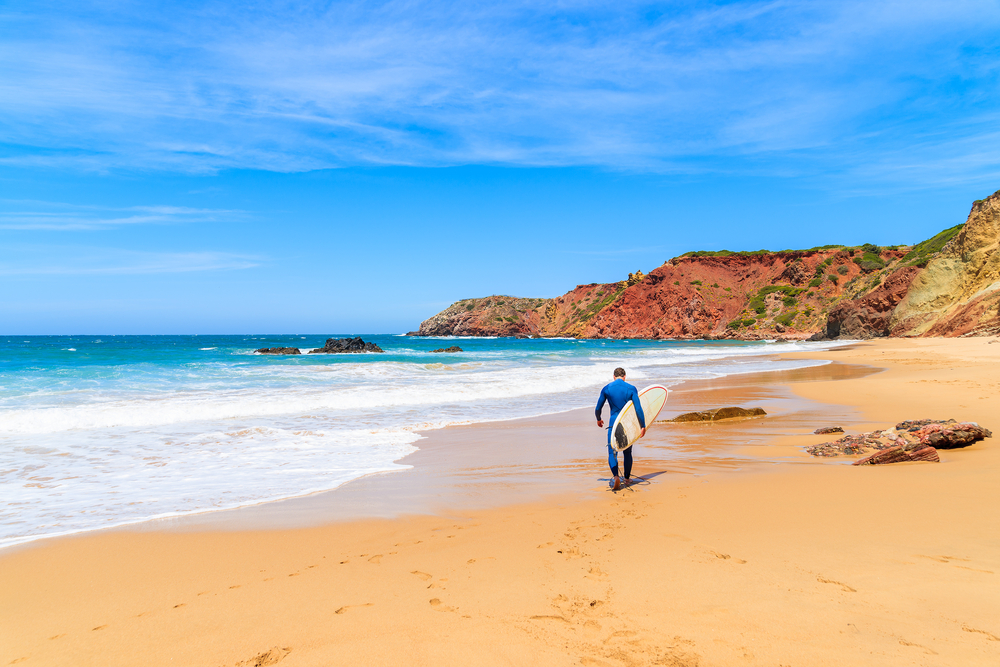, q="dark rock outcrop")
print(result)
[255,347,301,355]
[308,337,384,354]
[431,346,463,353]
[814,426,844,434]
[666,407,766,422]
